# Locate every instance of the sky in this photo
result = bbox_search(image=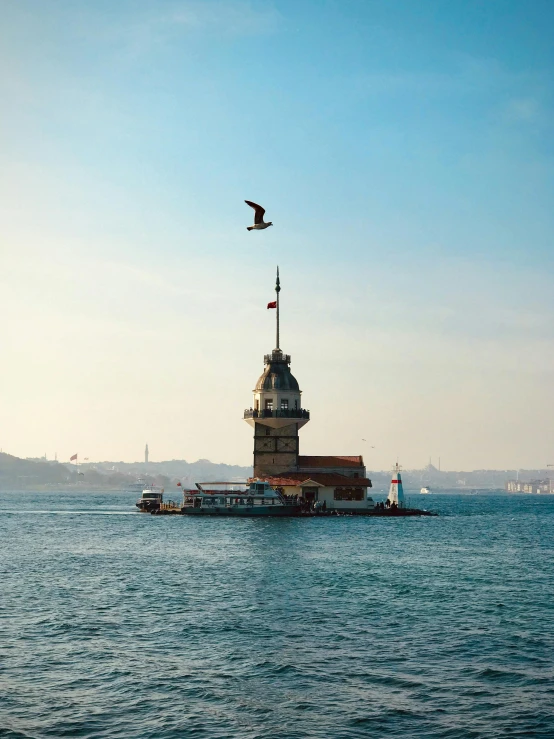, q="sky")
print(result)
[1,0,553,470]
